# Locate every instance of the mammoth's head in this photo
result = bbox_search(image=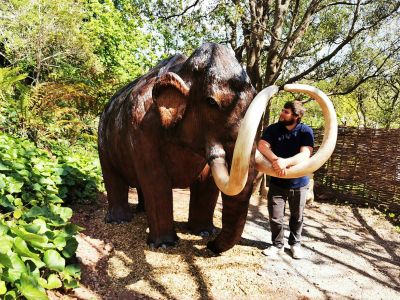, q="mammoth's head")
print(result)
[152,43,255,150]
